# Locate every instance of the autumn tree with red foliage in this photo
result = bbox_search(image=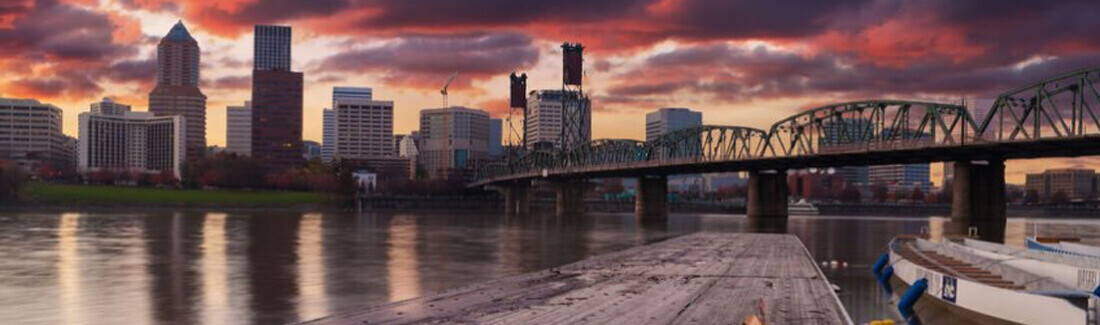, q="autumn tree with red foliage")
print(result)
[0,160,27,201]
